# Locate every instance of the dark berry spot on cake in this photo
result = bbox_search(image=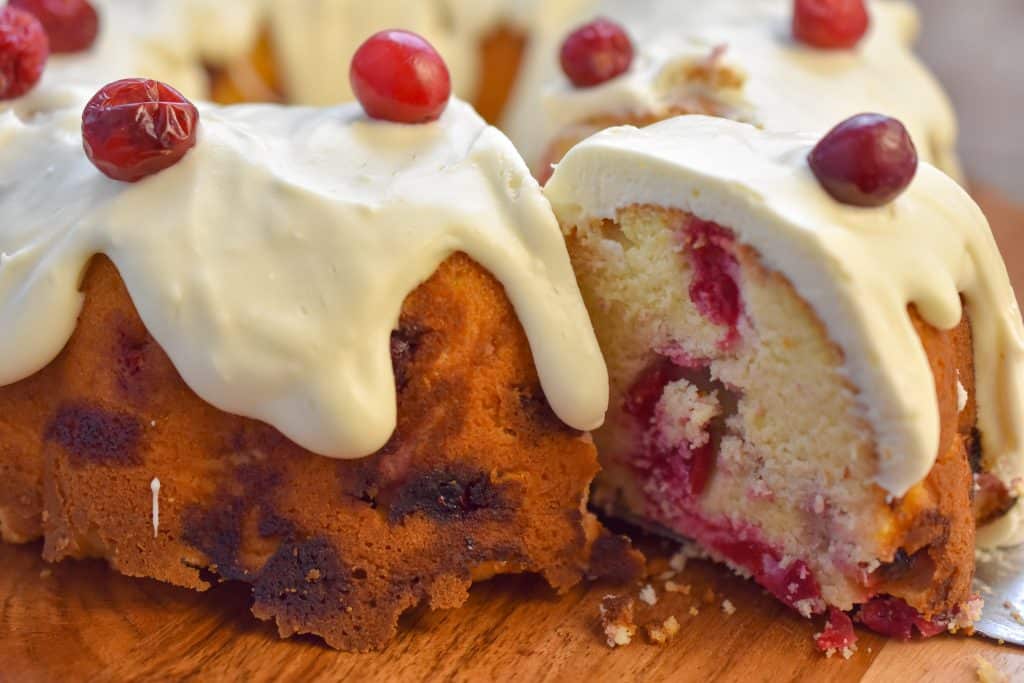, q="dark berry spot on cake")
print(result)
[681,218,742,347]
[45,403,143,466]
[253,537,352,622]
[182,497,247,579]
[387,467,510,523]
[390,321,430,392]
[586,530,646,583]
[517,384,583,436]
[856,595,947,640]
[967,427,984,475]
